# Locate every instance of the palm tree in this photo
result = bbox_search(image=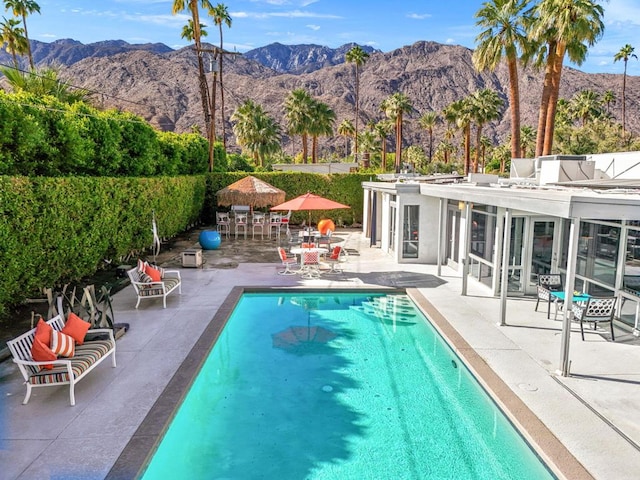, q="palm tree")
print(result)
[519,125,535,158]
[446,98,474,175]
[4,0,39,69]
[0,16,25,67]
[210,3,232,147]
[345,45,369,161]
[602,90,615,115]
[530,0,605,156]
[571,90,602,126]
[308,100,336,163]
[231,99,281,166]
[374,120,393,171]
[1,65,91,103]
[181,19,207,42]
[337,119,355,158]
[172,0,213,135]
[473,0,529,160]
[613,44,637,133]
[358,128,378,167]
[470,89,503,173]
[381,92,413,172]
[418,112,439,162]
[284,88,313,163]
[479,135,493,172]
